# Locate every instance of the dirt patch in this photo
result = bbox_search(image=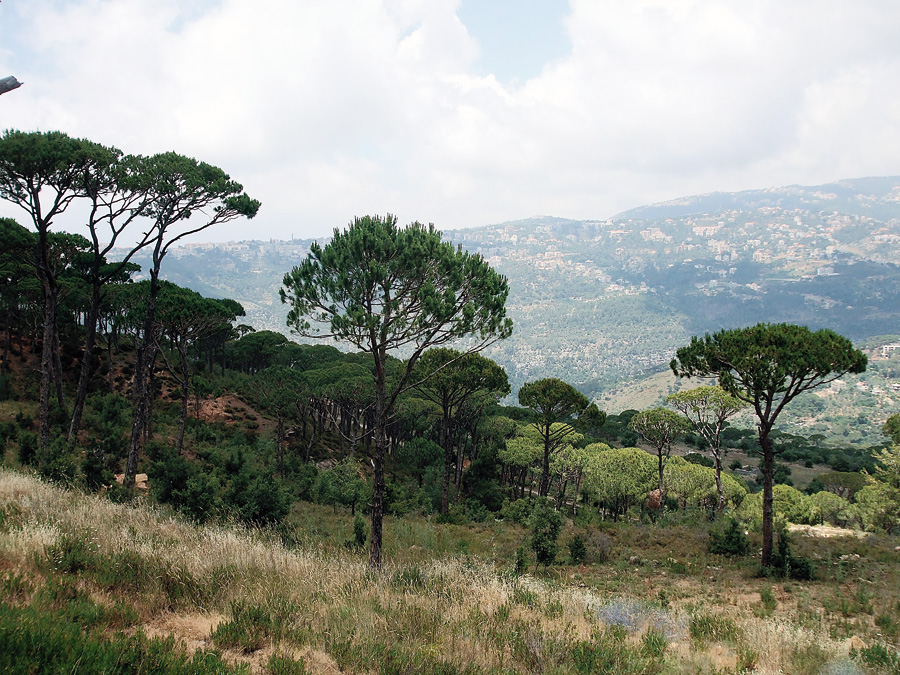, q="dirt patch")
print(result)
[194,394,275,435]
[196,396,239,424]
[140,611,225,654]
[114,473,149,493]
[788,524,870,539]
